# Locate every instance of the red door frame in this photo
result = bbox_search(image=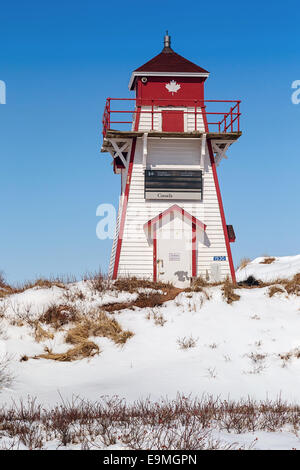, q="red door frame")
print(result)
[145,205,206,282]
